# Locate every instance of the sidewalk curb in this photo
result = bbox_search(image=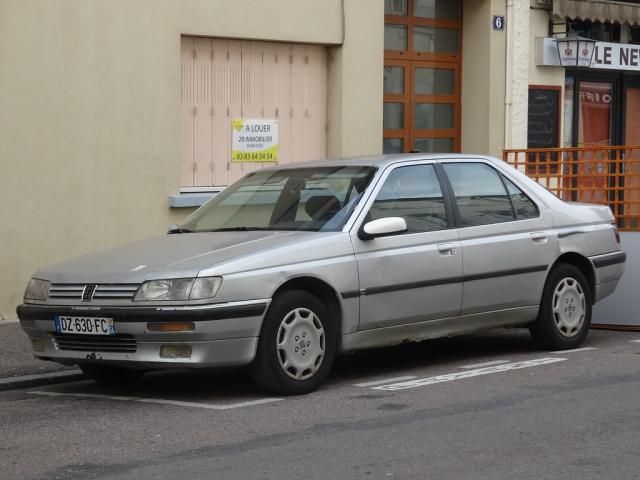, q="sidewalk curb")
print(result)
[0,370,85,392]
